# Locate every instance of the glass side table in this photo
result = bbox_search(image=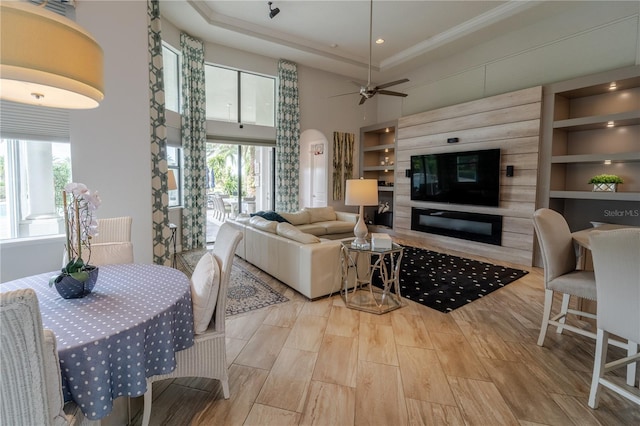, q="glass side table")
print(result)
[340,239,404,314]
